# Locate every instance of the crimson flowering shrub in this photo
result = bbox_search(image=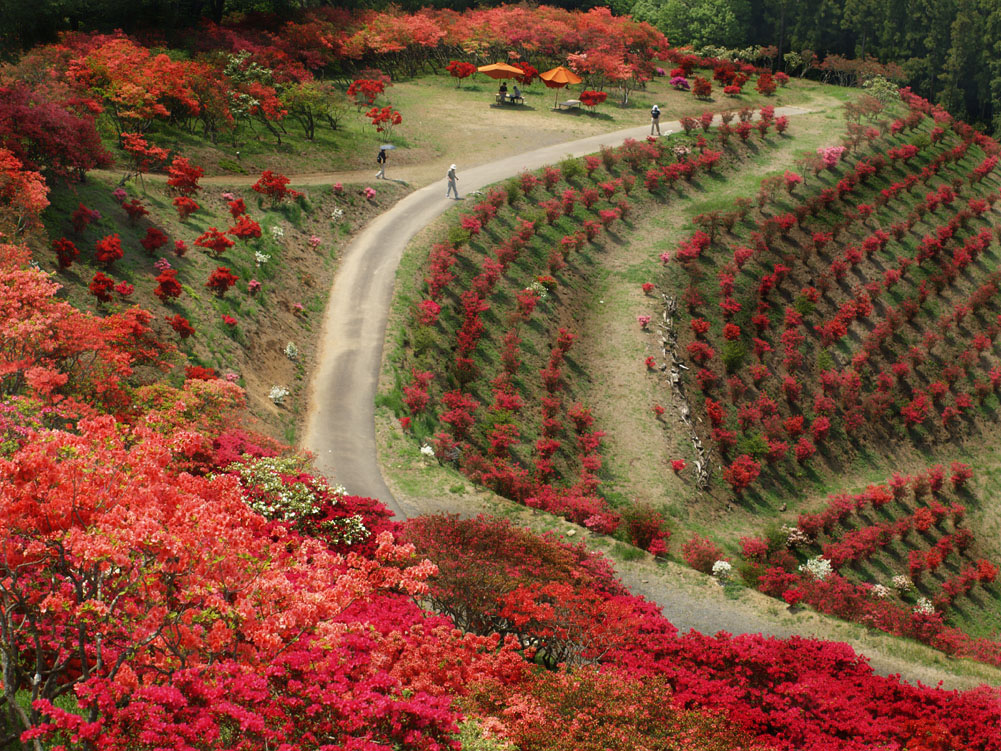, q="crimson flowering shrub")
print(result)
[622,503,671,556]
[166,313,194,338]
[579,90,607,110]
[52,237,79,268]
[346,78,385,105]
[172,195,199,220]
[445,60,476,85]
[88,271,115,303]
[122,198,148,224]
[366,105,402,133]
[205,266,238,295]
[140,226,168,254]
[71,202,98,234]
[251,170,300,204]
[94,234,123,266]
[194,227,235,256]
[682,535,726,573]
[228,215,262,240]
[154,268,183,300]
[166,156,204,195]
